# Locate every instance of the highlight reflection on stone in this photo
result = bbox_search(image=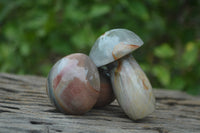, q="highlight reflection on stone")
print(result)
[46,53,100,115]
